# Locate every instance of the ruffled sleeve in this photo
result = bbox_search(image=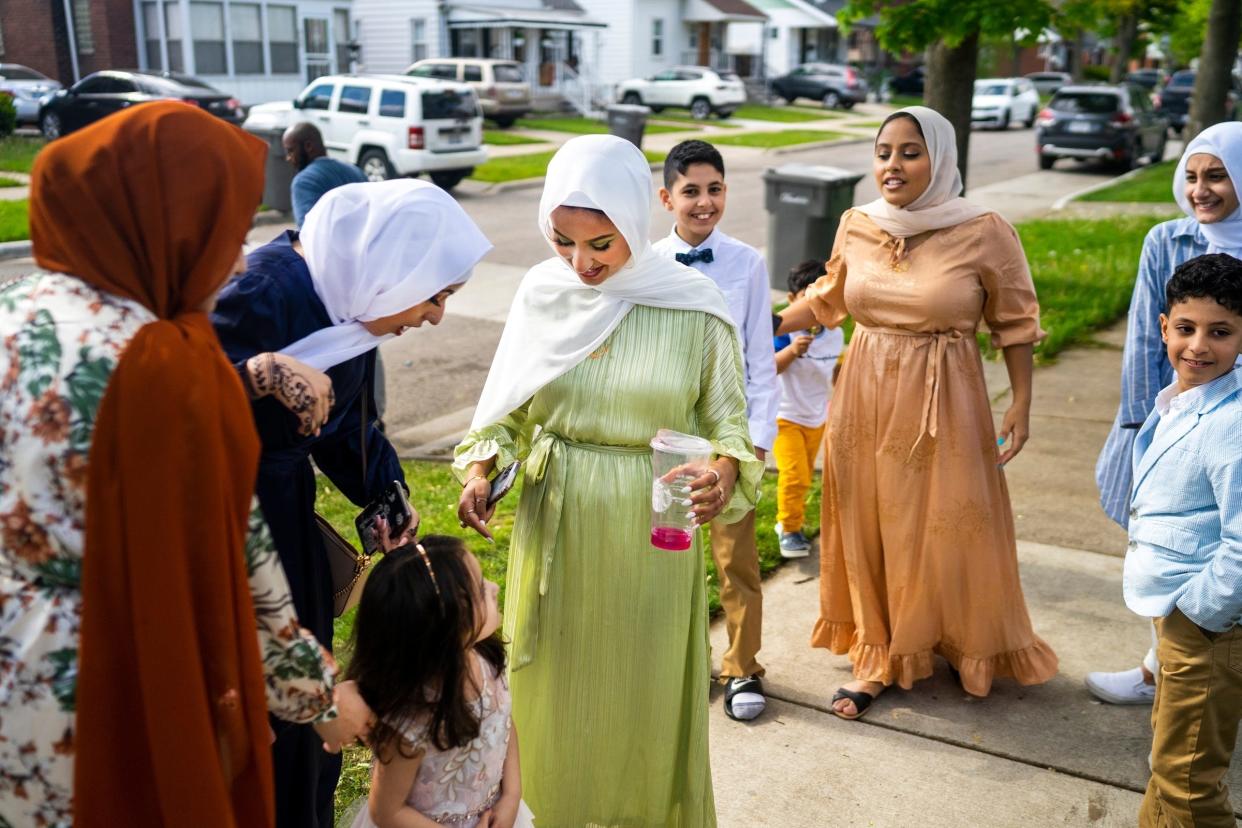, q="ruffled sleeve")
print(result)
[805,209,853,330]
[977,213,1046,349]
[245,499,338,724]
[452,400,534,483]
[697,314,764,524]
